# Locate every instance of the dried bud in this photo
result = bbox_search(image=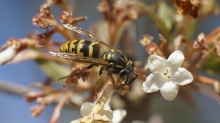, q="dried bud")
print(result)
[24,91,46,103]
[30,103,46,117]
[97,0,110,21]
[114,0,128,10]
[38,3,52,18]
[97,0,109,13]
[140,35,153,46]
[193,32,209,51]
[59,67,91,88]
[125,8,139,21]
[59,11,72,24]
[36,29,55,48]
[172,0,200,18]
[32,15,56,28]
[71,16,88,24]
[33,3,56,28]
[140,35,158,55]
